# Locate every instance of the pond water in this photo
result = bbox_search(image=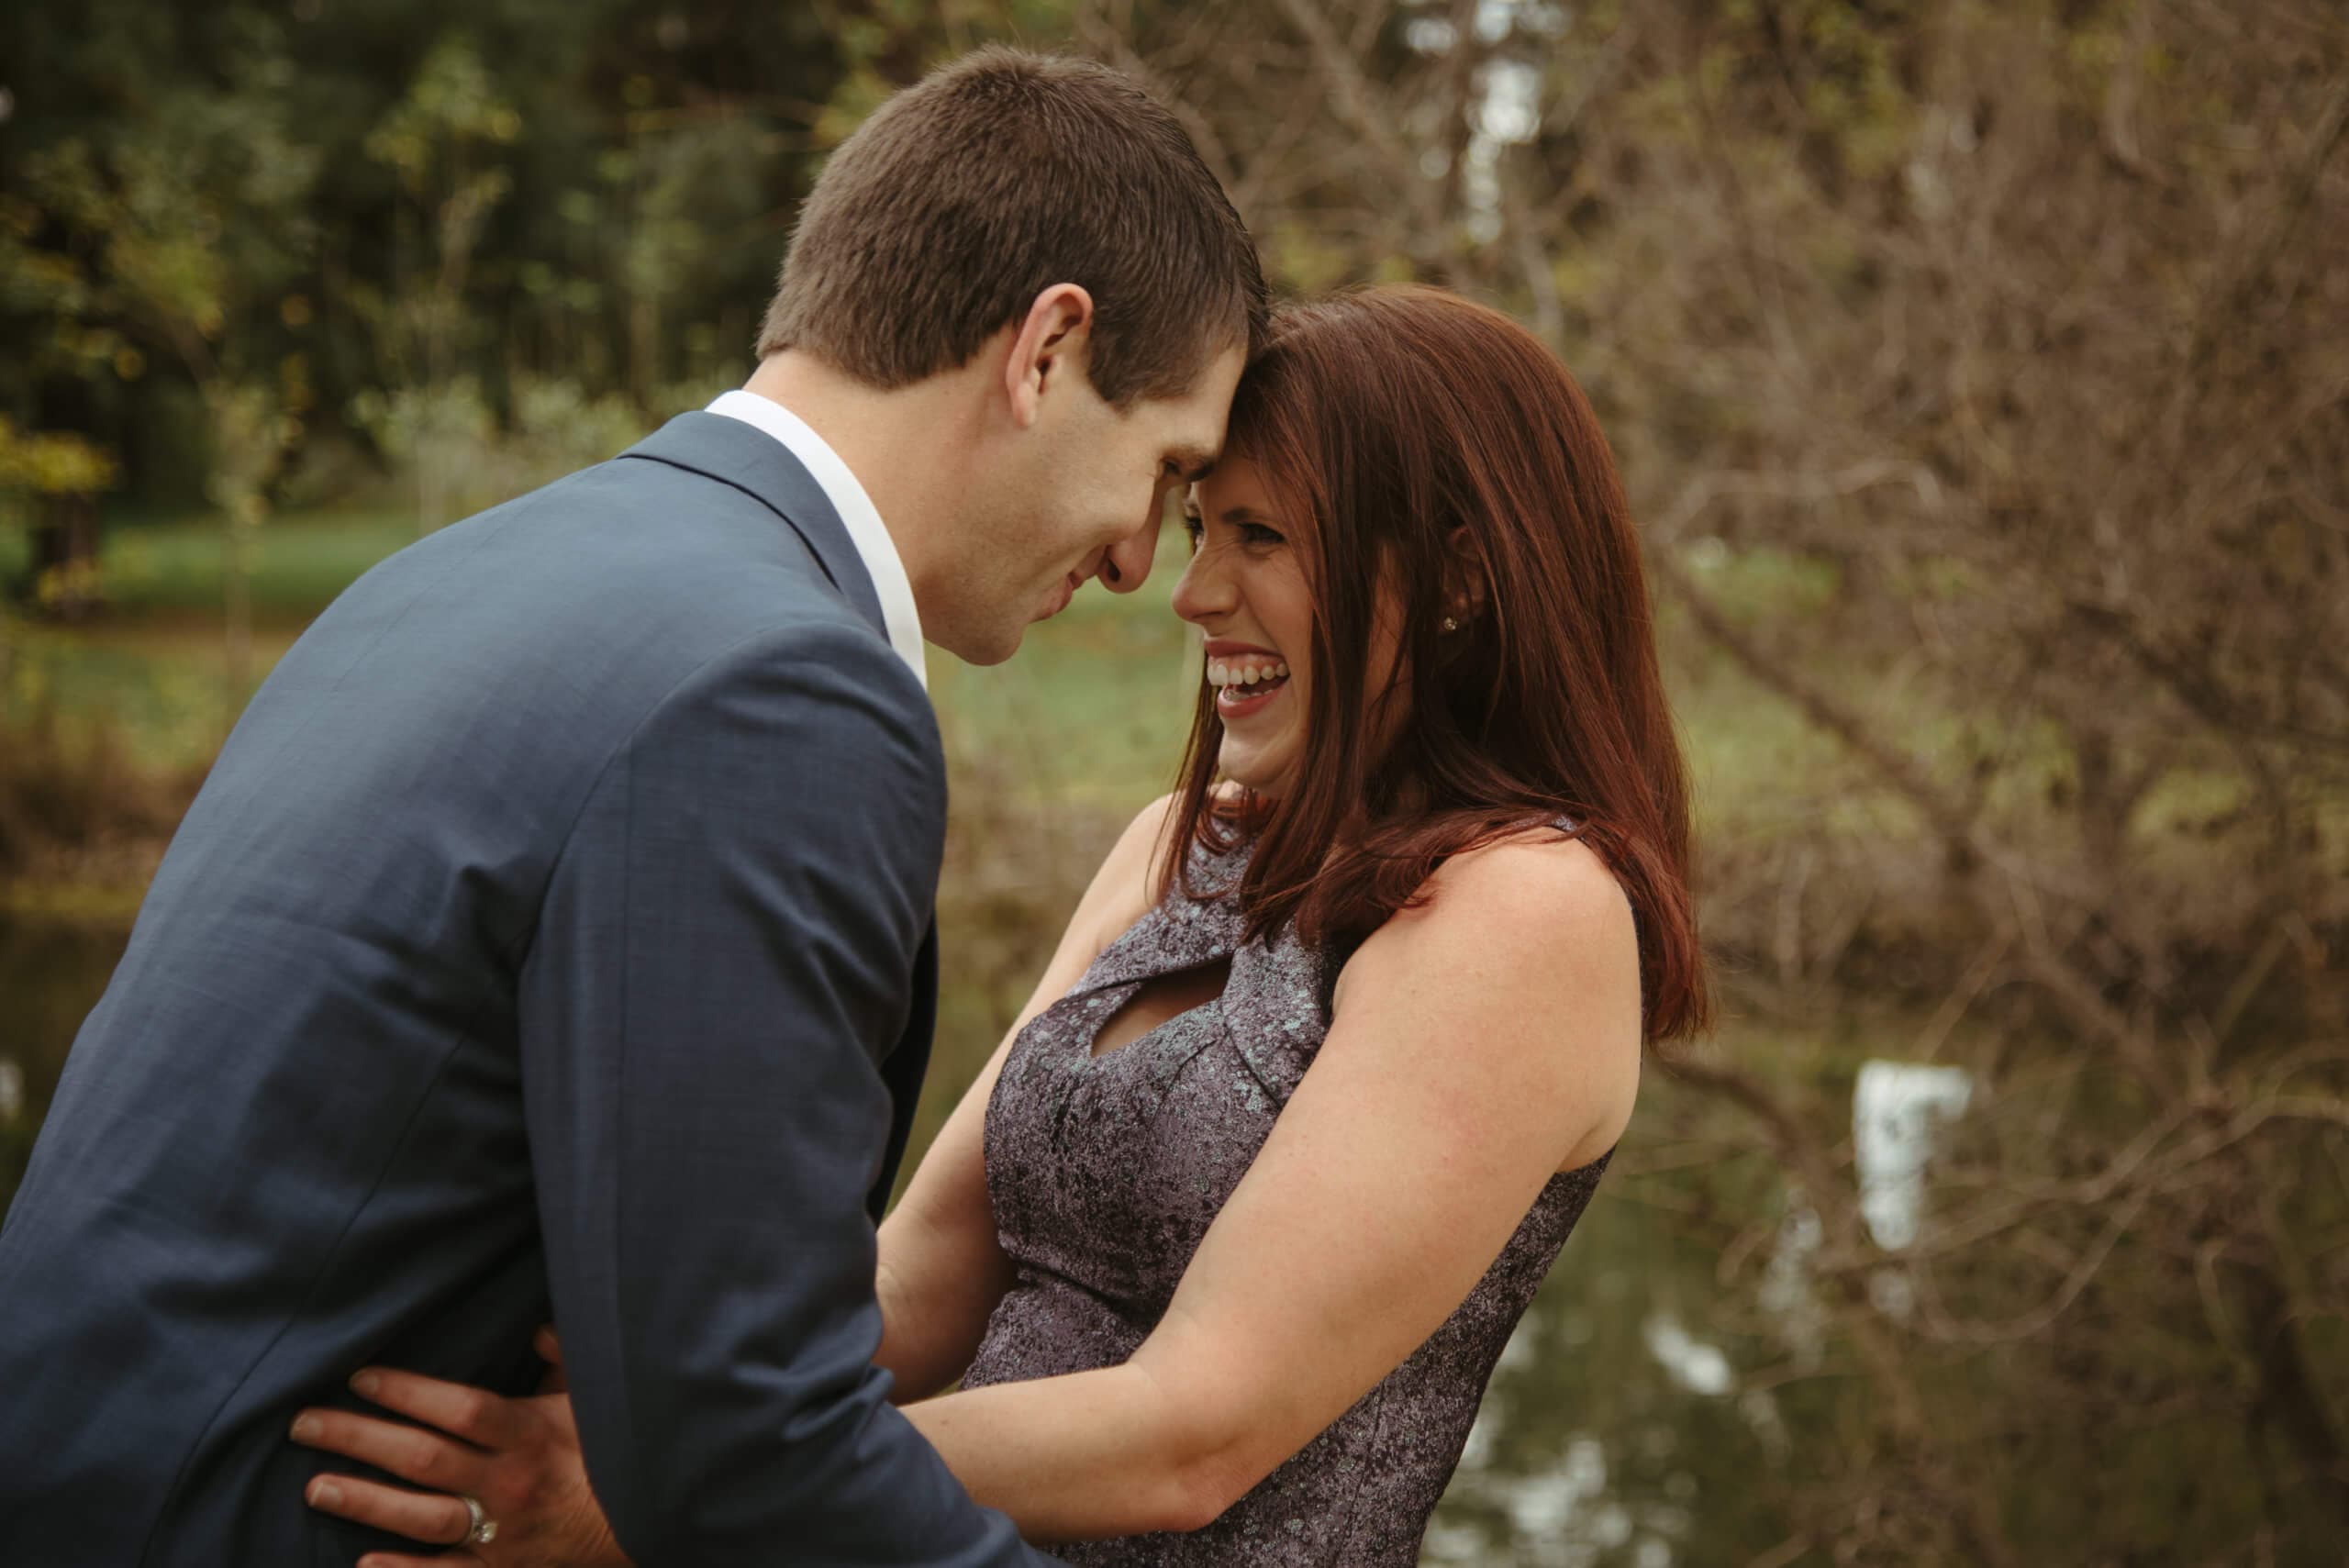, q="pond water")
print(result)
[0,909,1918,1566]
[0,910,127,1216]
